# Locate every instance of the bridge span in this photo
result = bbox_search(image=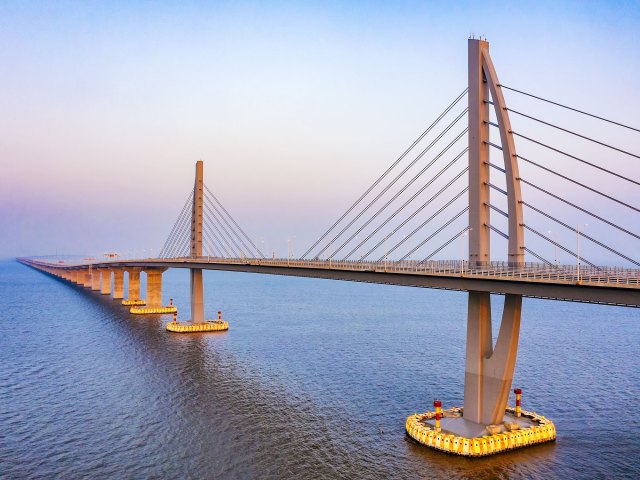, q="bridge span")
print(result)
[19,256,640,308]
